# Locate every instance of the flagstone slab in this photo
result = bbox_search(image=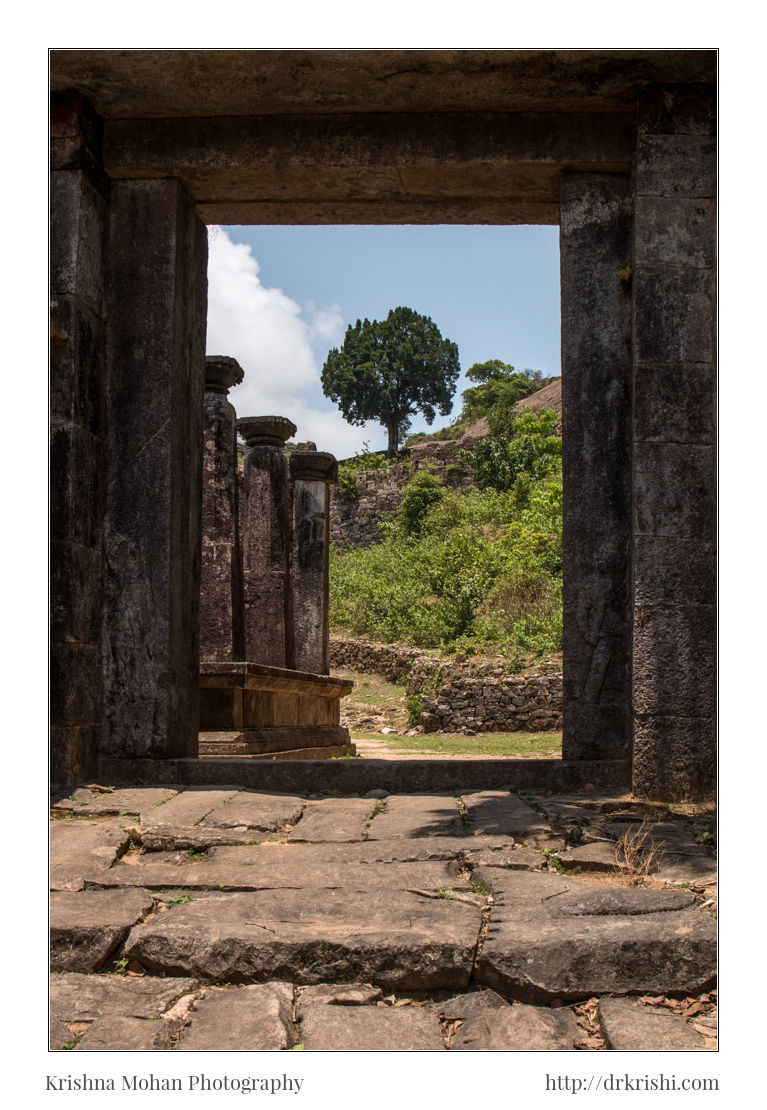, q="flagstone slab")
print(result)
[141,788,242,829]
[296,983,383,1016]
[462,845,546,871]
[557,842,626,872]
[74,1015,178,1051]
[461,791,551,839]
[52,787,177,817]
[140,825,268,851]
[122,888,484,990]
[176,983,293,1051]
[50,889,154,972]
[299,1004,446,1050]
[200,791,306,831]
[474,871,716,1002]
[87,858,471,893]
[365,795,463,840]
[50,1015,76,1050]
[50,972,197,1025]
[287,798,380,842]
[607,821,717,885]
[50,819,132,891]
[597,997,712,1050]
[450,1000,585,1050]
[209,837,514,866]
